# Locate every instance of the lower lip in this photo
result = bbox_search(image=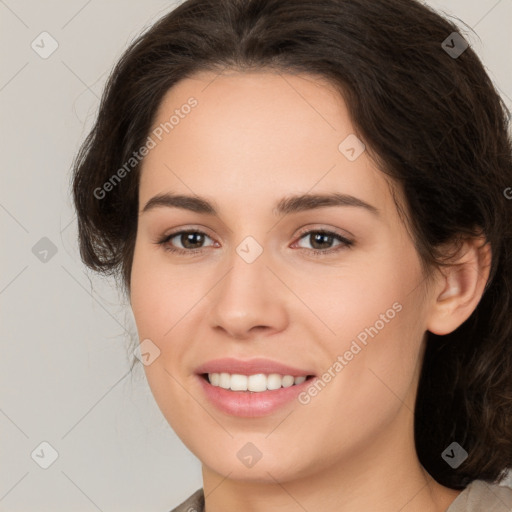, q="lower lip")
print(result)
[196,374,316,417]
